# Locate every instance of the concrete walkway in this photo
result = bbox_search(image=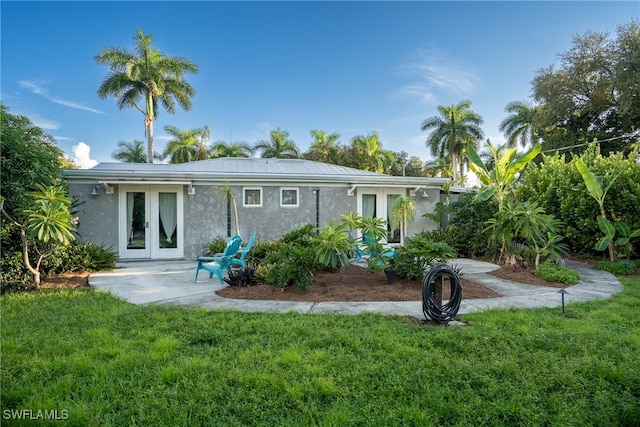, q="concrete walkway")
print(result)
[89,258,623,319]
